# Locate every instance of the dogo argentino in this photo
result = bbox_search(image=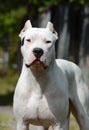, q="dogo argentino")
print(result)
[13,20,89,130]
